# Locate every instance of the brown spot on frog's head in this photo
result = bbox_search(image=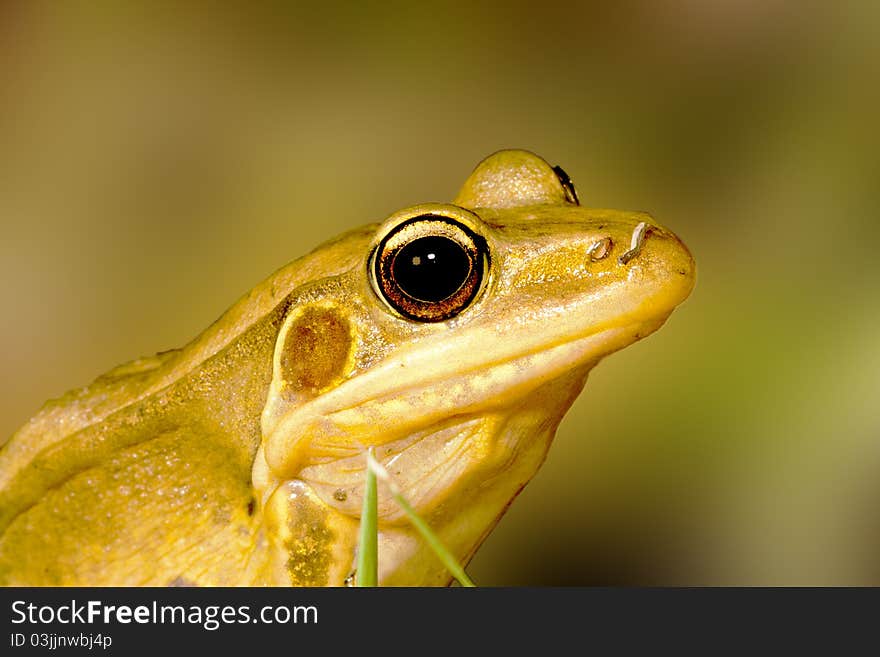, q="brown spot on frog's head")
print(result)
[278,305,354,399]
